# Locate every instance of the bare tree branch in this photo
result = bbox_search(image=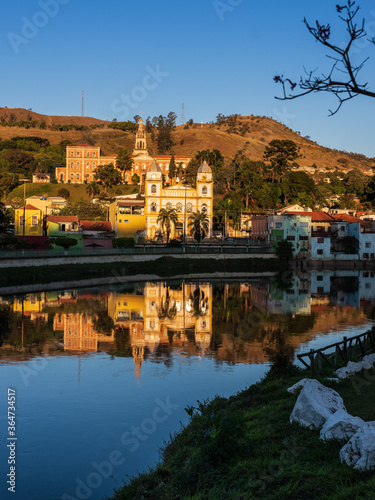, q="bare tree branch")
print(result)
[274,1,375,115]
